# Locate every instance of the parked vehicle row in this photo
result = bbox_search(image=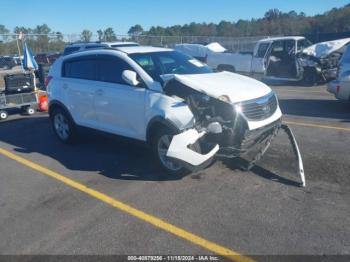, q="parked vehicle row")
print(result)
[34,52,61,65]
[175,36,350,85]
[0,56,17,70]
